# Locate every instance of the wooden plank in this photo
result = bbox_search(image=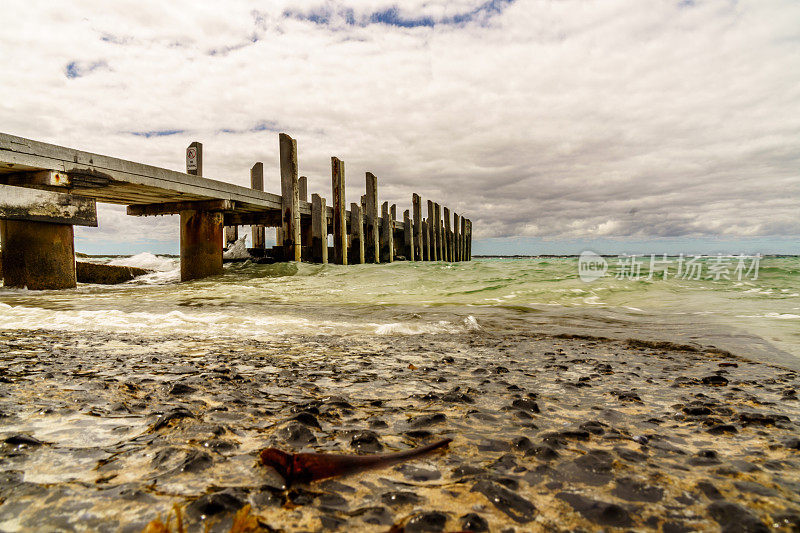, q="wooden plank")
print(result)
[251,162,265,249]
[381,201,393,263]
[311,194,327,264]
[404,209,414,261]
[299,176,308,202]
[331,157,347,265]
[225,225,238,245]
[0,184,97,226]
[127,199,234,216]
[0,132,283,212]
[2,170,72,189]
[350,202,365,264]
[279,133,301,261]
[224,211,281,226]
[412,194,422,261]
[365,172,379,263]
[443,207,451,262]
